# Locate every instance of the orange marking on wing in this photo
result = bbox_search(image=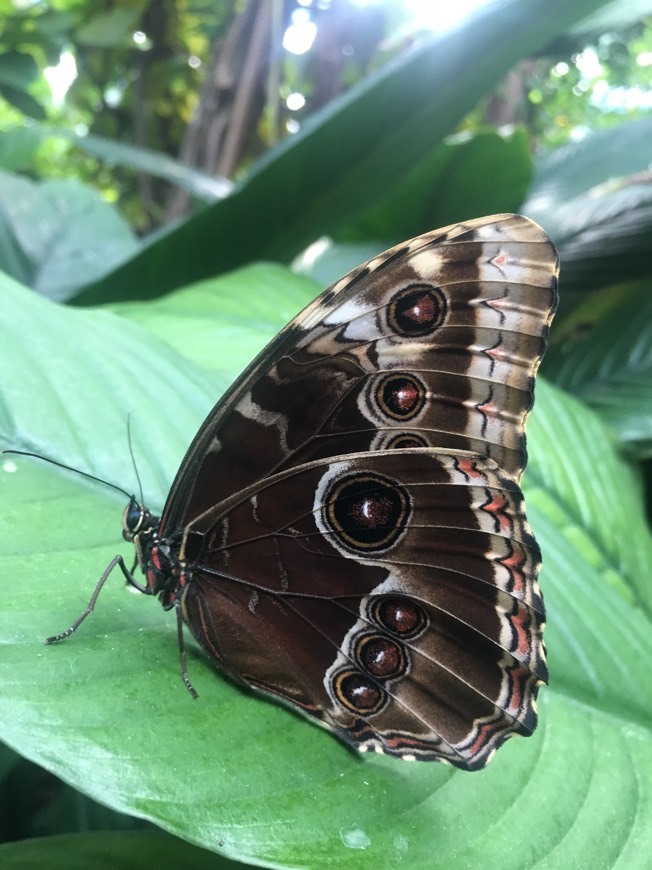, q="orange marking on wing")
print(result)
[500,545,527,594]
[492,250,510,269]
[482,492,512,533]
[510,604,532,657]
[505,665,529,714]
[456,456,485,480]
[485,343,509,362]
[477,399,501,420]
